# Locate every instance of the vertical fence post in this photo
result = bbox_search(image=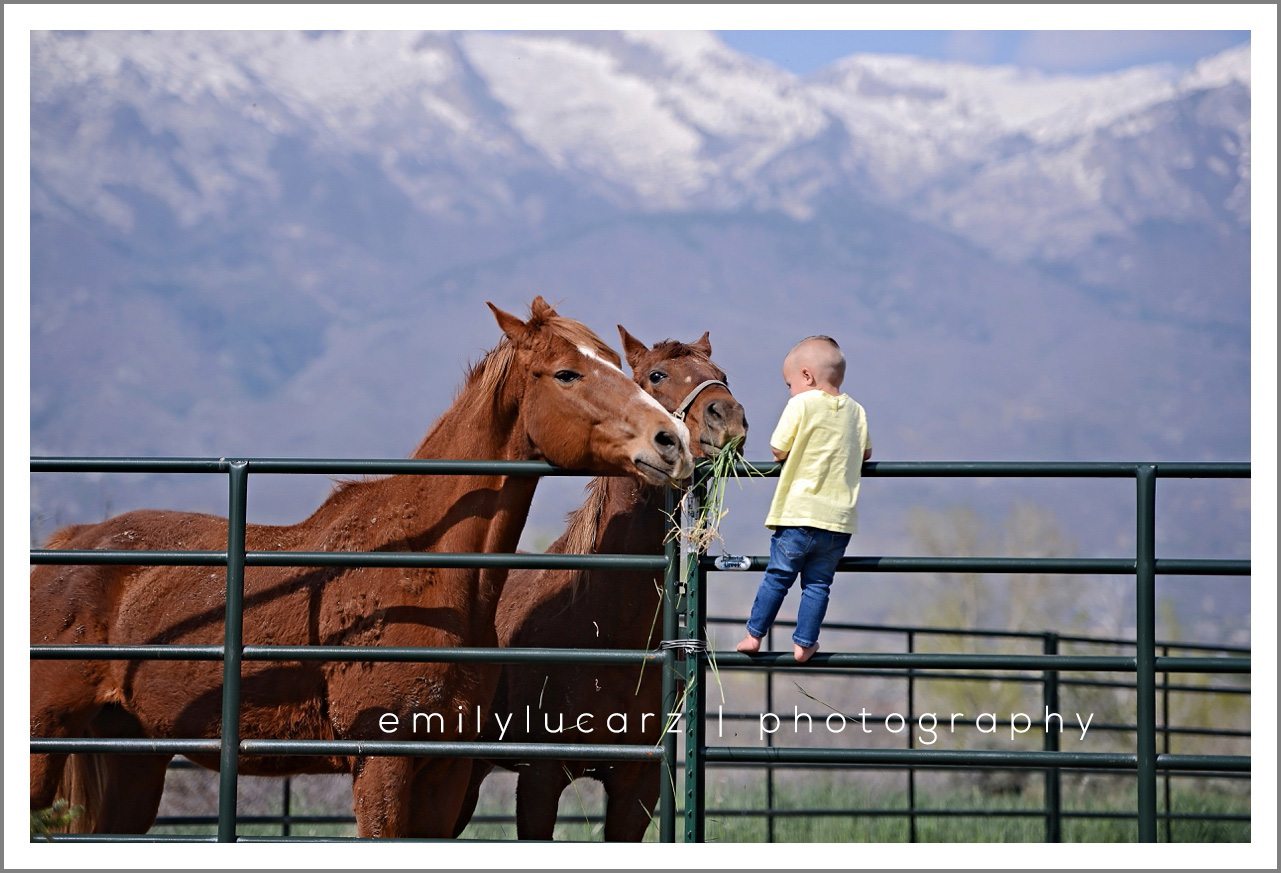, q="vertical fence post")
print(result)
[764,623,776,844]
[1161,643,1172,843]
[682,486,706,843]
[1135,464,1158,842]
[218,460,249,843]
[281,776,293,838]
[660,485,679,843]
[906,629,918,843]
[1042,632,1062,842]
